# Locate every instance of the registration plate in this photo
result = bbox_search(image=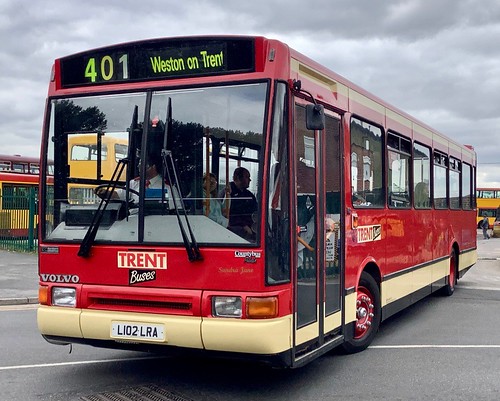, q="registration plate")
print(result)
[111,322,165,342]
